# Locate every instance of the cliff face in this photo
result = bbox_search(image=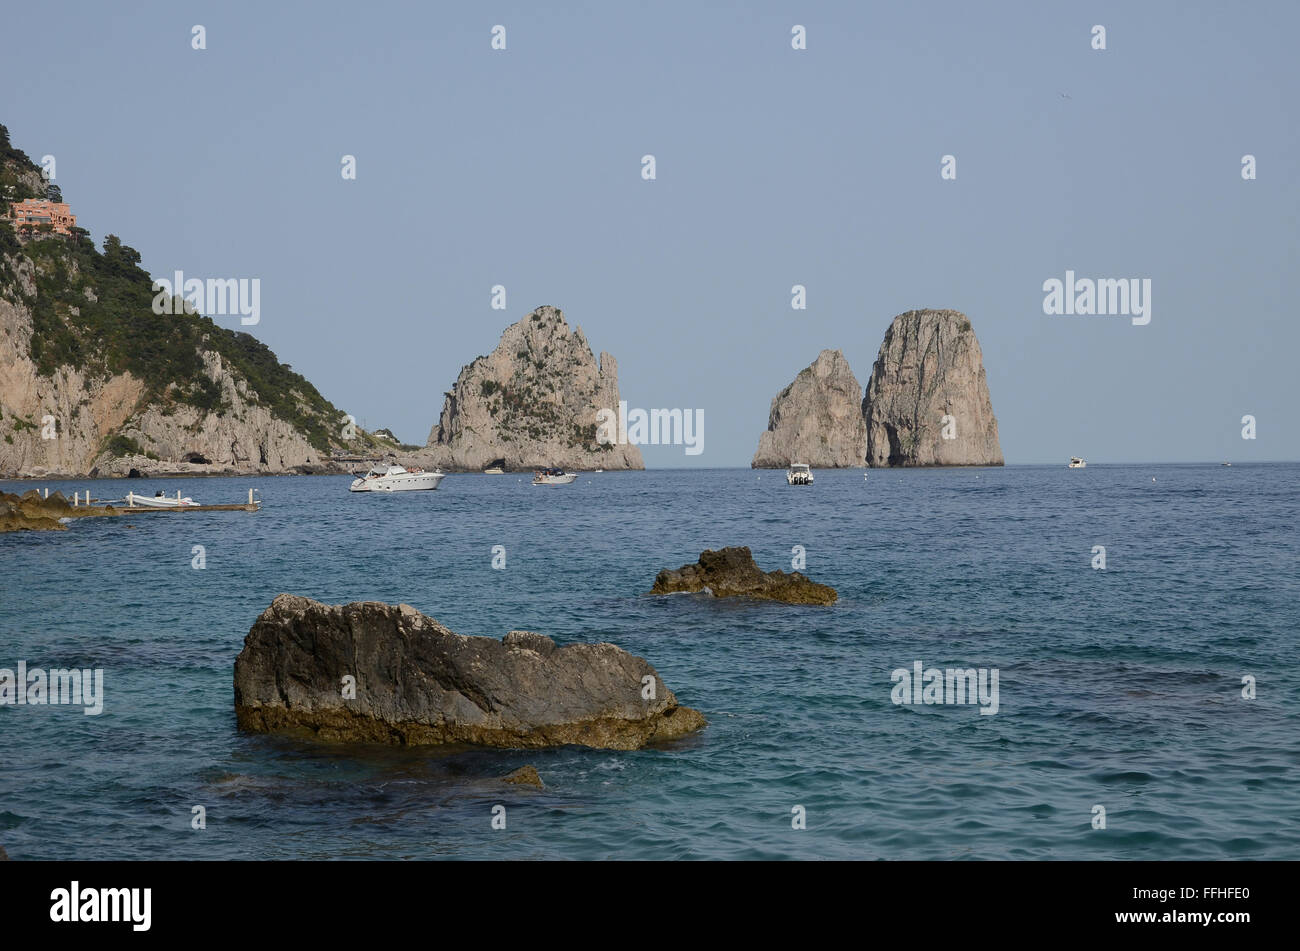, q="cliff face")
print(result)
[861,309,1003,467]
[0,124,359,477]
[91,351,335,476]
[751,349,866,468]
[423,305,644,471]
[0,282,335,476]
